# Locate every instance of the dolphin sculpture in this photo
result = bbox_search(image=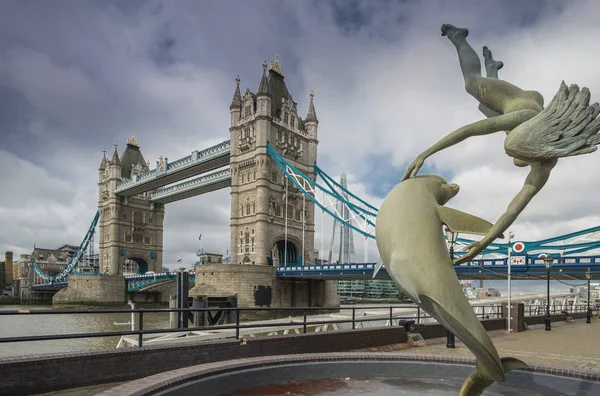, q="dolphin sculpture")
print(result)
[374,174,527,395]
